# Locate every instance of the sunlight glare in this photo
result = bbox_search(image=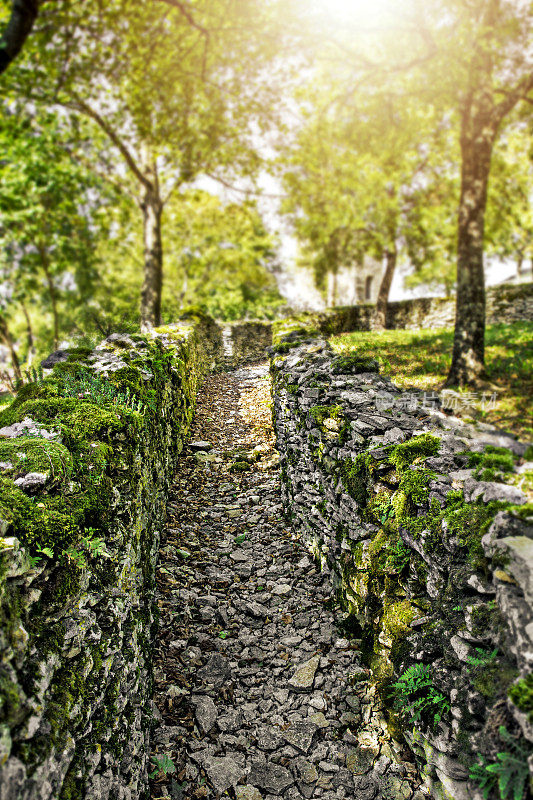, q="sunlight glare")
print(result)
[307,0,397,29]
